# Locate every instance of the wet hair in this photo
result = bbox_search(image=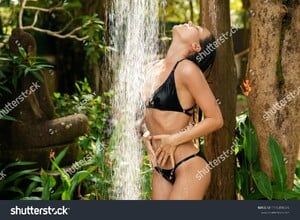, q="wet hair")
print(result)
[188,34,216,74]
